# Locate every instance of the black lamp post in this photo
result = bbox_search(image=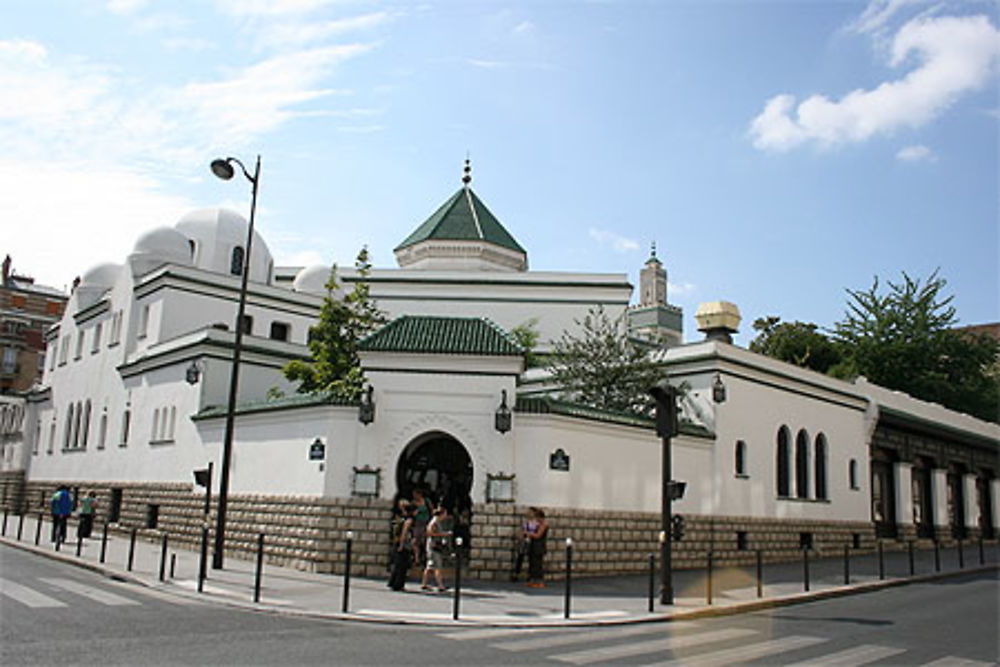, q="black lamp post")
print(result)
[209,154,260,570]
[650,382,680,605]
